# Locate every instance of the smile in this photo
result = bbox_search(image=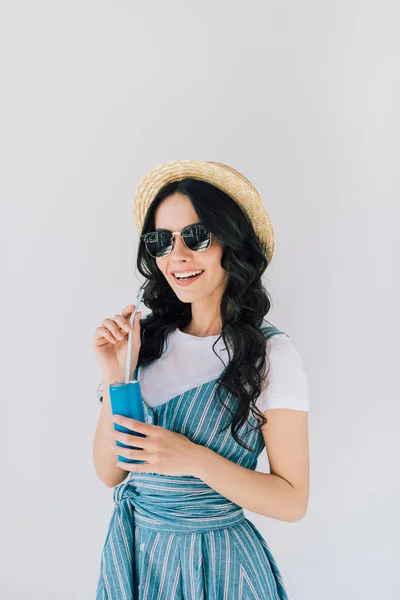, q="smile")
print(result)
[172,270,205,286]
